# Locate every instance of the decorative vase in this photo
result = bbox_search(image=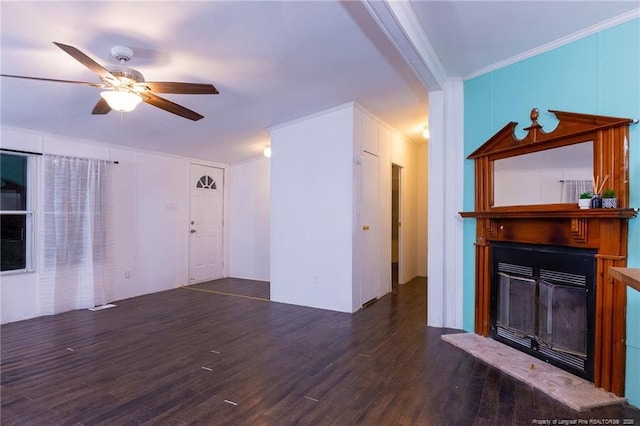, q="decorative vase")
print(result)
[590,194,602,208]
[602,197,617,208]
[578,199,591,209]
